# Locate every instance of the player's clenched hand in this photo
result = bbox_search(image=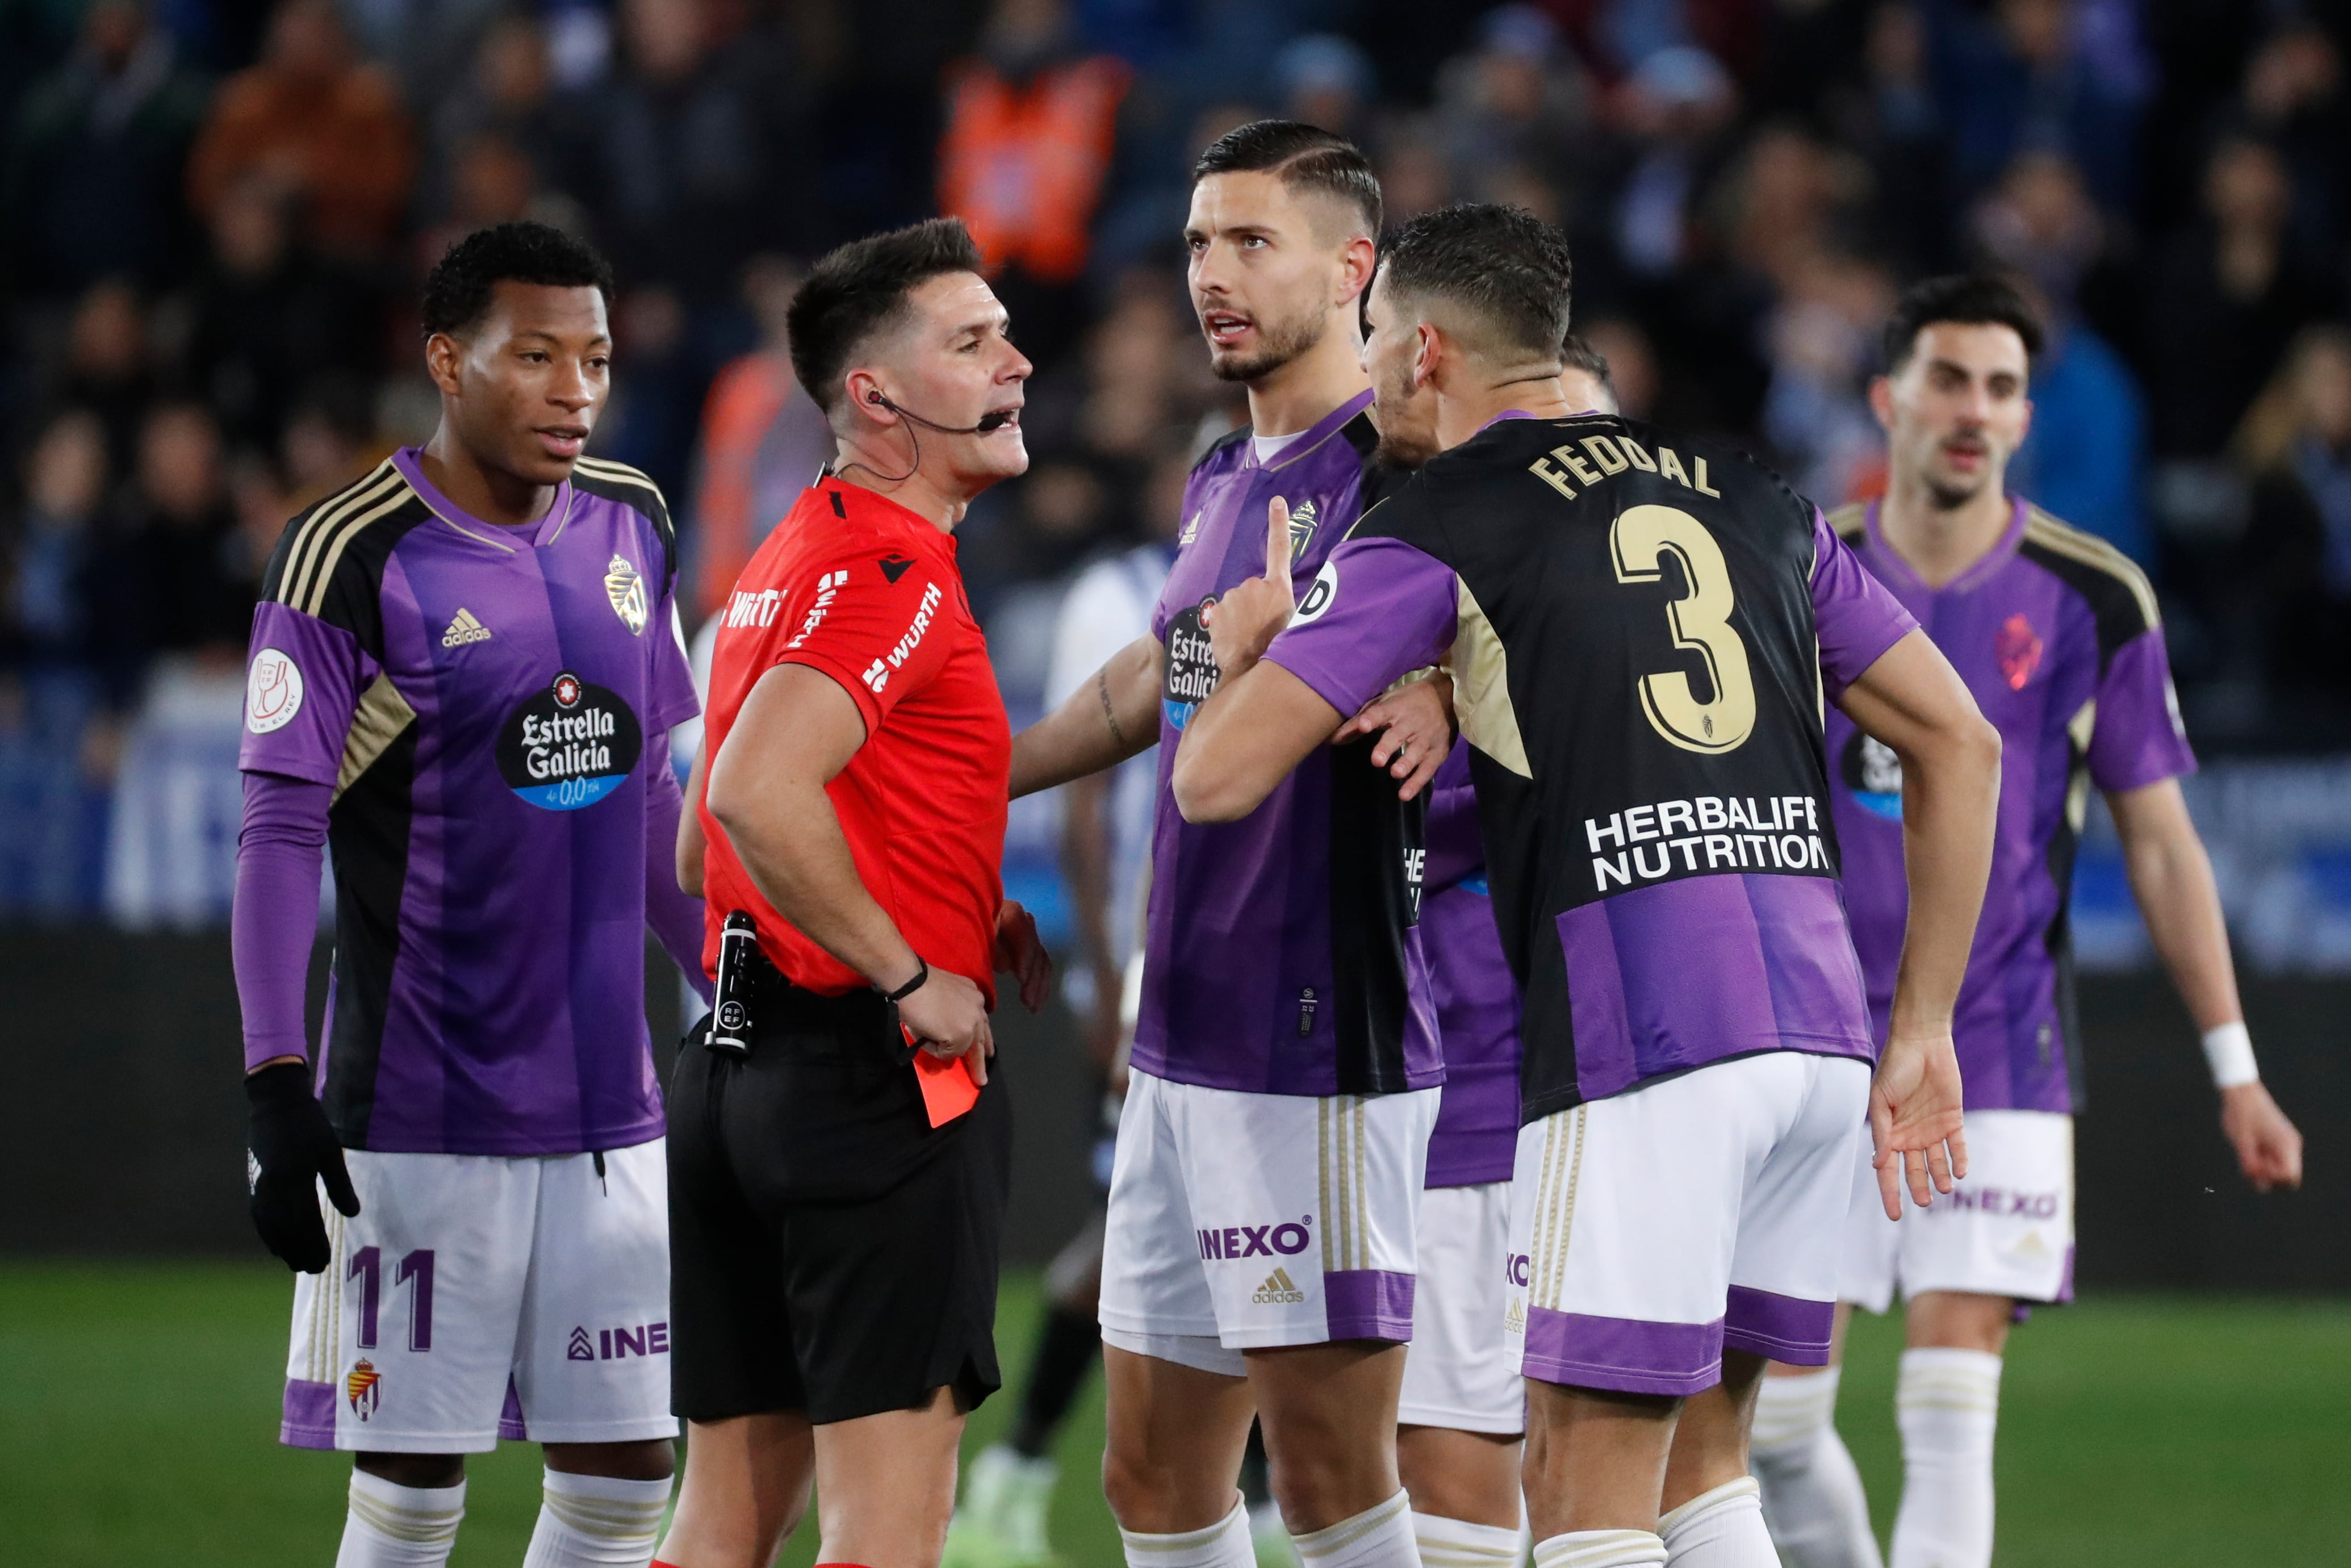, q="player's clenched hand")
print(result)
[1199,497,1298,682]
[2220,1081,2304,1192]
[1869,1030,1968,1220]
[898,965,995,1085]
[1335,672,1455,801]
[994,899,1053,1013]
[245,1061,361,1273]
